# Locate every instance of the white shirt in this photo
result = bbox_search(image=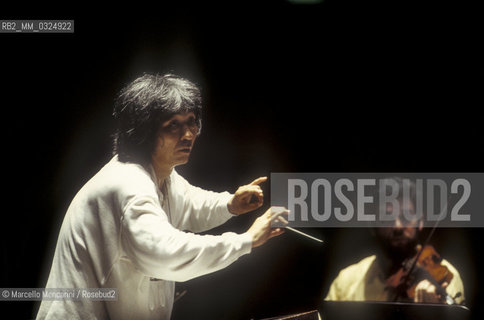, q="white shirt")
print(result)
[36,156,253,320]
[325,255,465,304]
